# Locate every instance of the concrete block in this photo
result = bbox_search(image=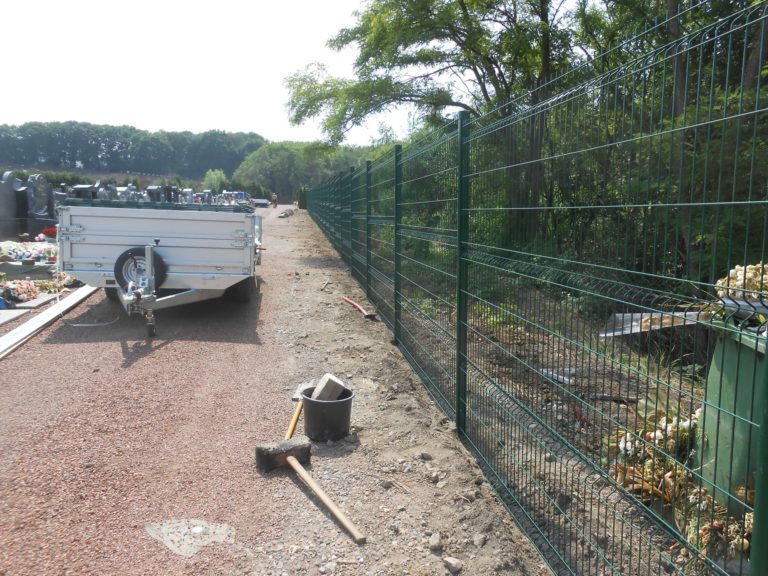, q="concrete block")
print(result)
[311,373,348,401]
